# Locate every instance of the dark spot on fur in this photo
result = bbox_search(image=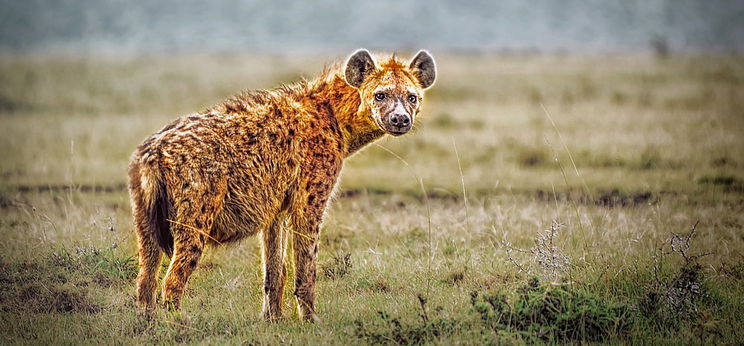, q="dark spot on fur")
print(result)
[189,259,198,268]
[200,205,206,213]
[288,158,295,167]
[191,245,201,254]
[274,107,283,118]
[308,194,316,203]
[187,115,200,122]
[289,128,295,136]
[225,102,247,113]
[159,122,177,133]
